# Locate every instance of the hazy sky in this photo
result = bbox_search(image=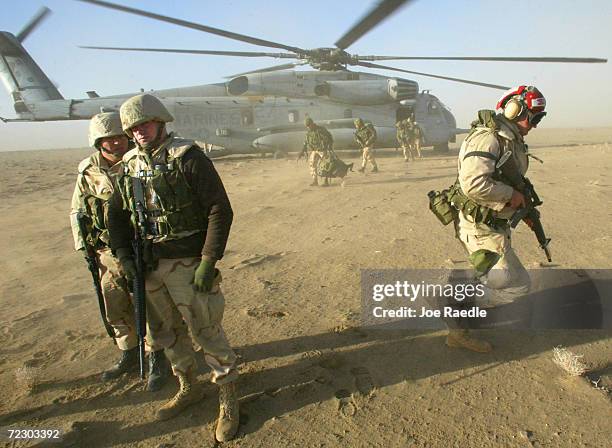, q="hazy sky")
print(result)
[1,0,611,151]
